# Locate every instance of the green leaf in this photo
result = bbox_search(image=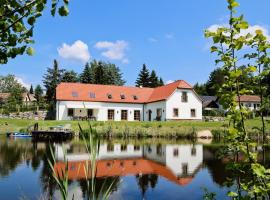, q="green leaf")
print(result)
[227,191,238,197]
[58,6,69,16]
[26,47,35,56]
[231,1,240,8]
[27,16,36,25]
